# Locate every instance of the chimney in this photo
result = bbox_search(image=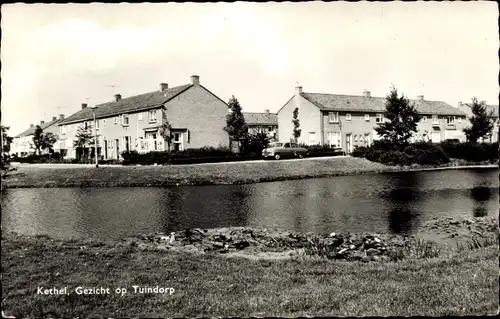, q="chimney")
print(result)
[363,90,371,98]
[295,86,303,96]
[40,120,45,125]
[30,124,34,128]
[160,83,169,91]
[458,101,462,107]
[114,94,122,102]
[417,95,424,101]
[264,109,270,114]
[191,75,200,85]
[81,103,88,109]
[52,116,57,121]
[59,114,65,120]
